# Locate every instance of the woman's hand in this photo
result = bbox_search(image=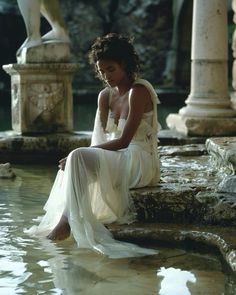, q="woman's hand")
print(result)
[58,157,67,170]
